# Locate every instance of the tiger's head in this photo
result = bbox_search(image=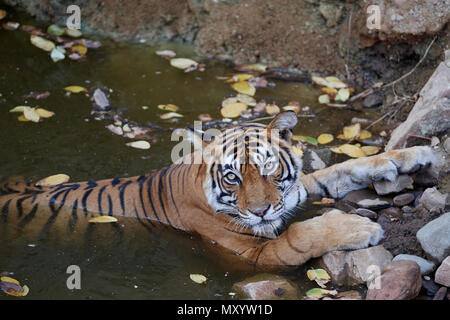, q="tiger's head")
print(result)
[196,112,306,237]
